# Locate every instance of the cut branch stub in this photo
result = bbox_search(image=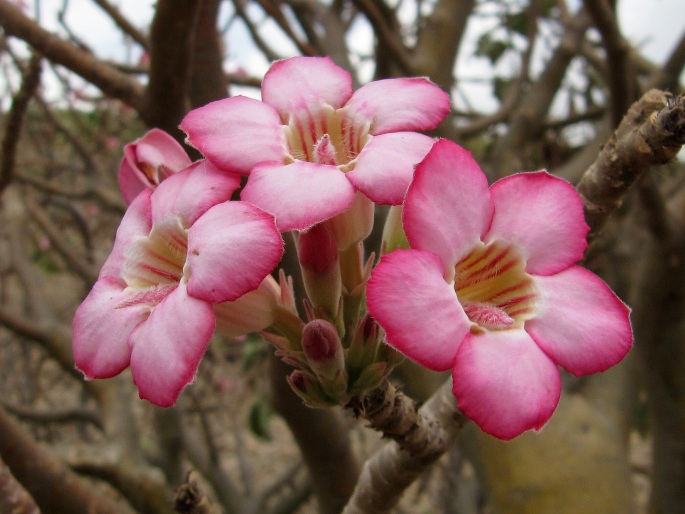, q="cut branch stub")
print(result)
[577,89,685,241]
